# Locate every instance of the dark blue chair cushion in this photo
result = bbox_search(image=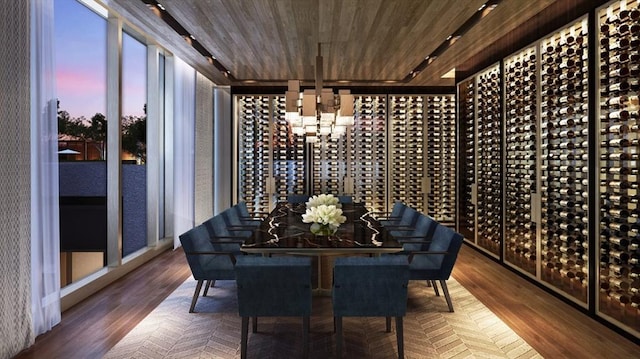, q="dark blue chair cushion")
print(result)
[333,256,409,317]
[178,225,236,280]
[236,256,312,317]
